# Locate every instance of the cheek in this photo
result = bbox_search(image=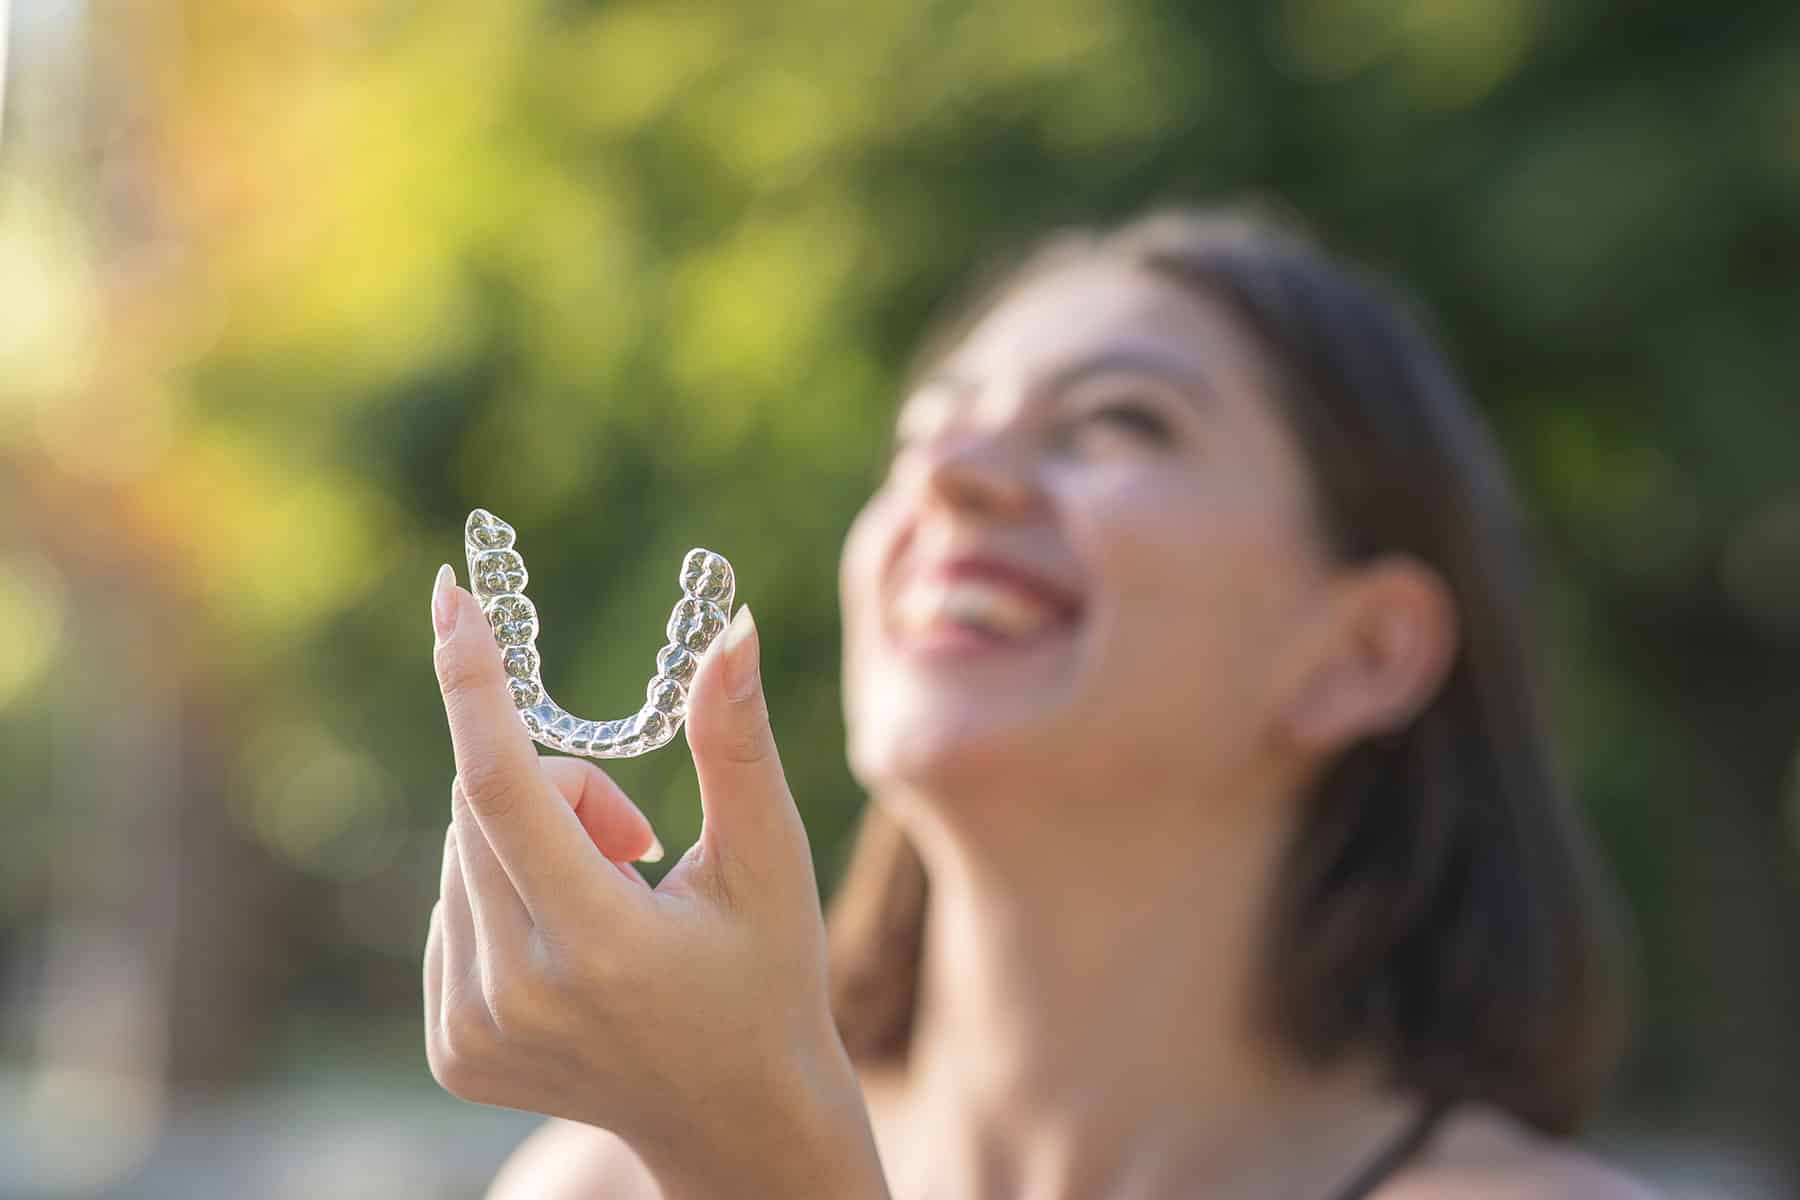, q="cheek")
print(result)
[839,496,889,617]
[838,495,899,690]
[1080,474,1311,727]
